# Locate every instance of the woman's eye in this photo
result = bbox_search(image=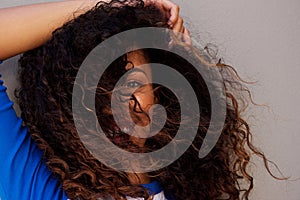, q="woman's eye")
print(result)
[126,81,142,88]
